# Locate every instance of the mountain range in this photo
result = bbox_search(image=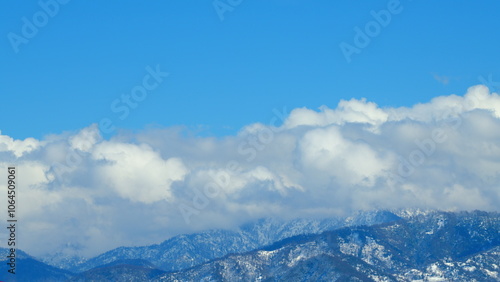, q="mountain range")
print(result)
[1,210,498,281]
